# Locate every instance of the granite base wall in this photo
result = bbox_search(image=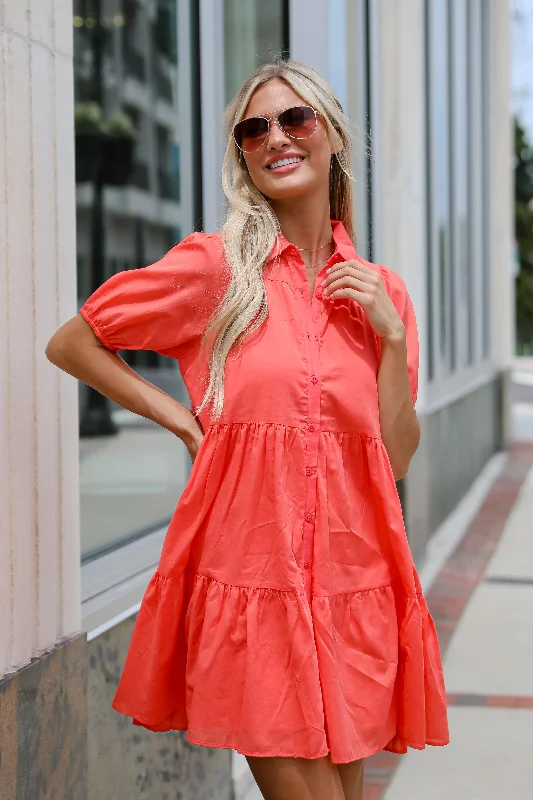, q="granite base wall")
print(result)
[404,372,507,563]
[0,621,233,800]
[87,616,233,800]
[0,635,88,800]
